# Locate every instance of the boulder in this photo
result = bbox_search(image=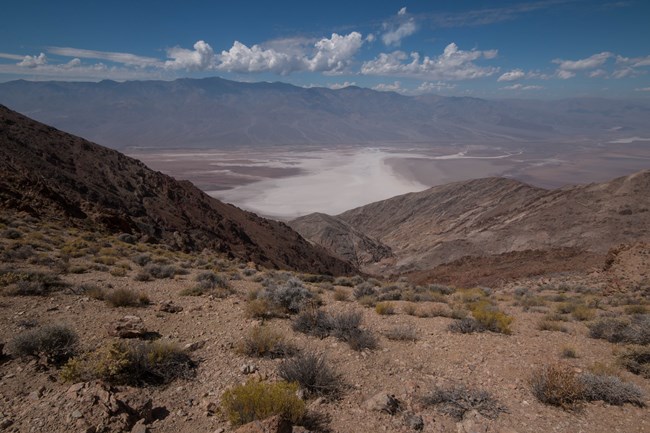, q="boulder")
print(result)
[108,315,147,338]
[363,392,401,415]
[233,415,292,433]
